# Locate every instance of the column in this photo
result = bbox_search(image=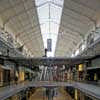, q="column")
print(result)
[19,67,25,82]
[74,89,79,100]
